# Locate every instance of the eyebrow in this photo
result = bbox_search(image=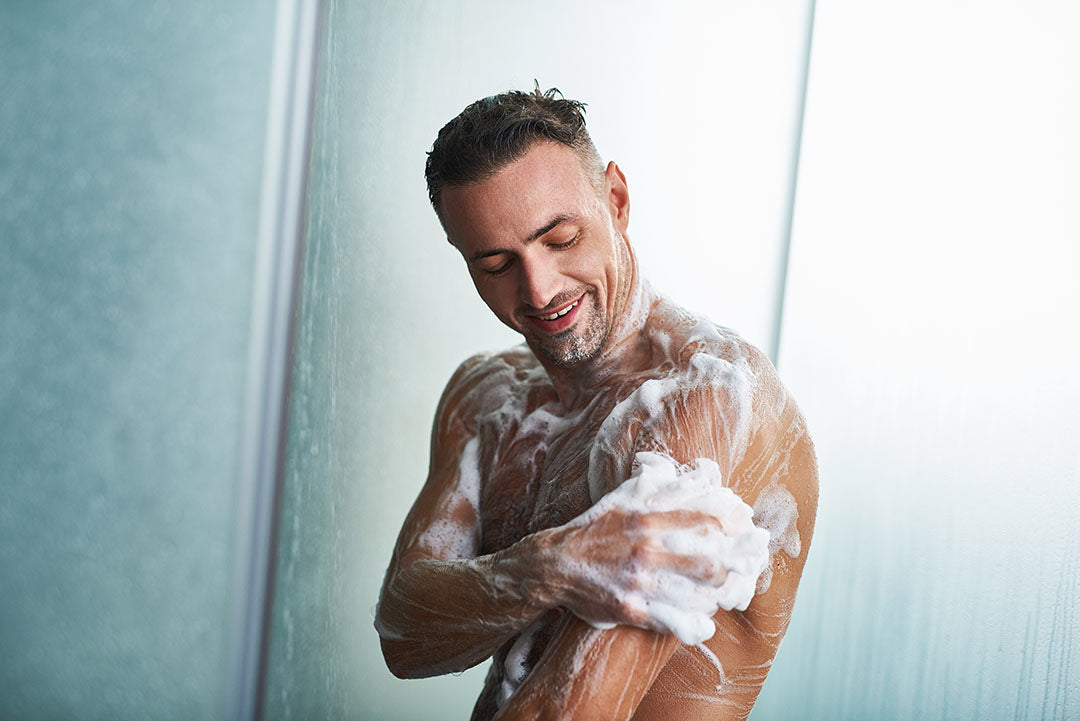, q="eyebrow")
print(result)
[469,214,577,263]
